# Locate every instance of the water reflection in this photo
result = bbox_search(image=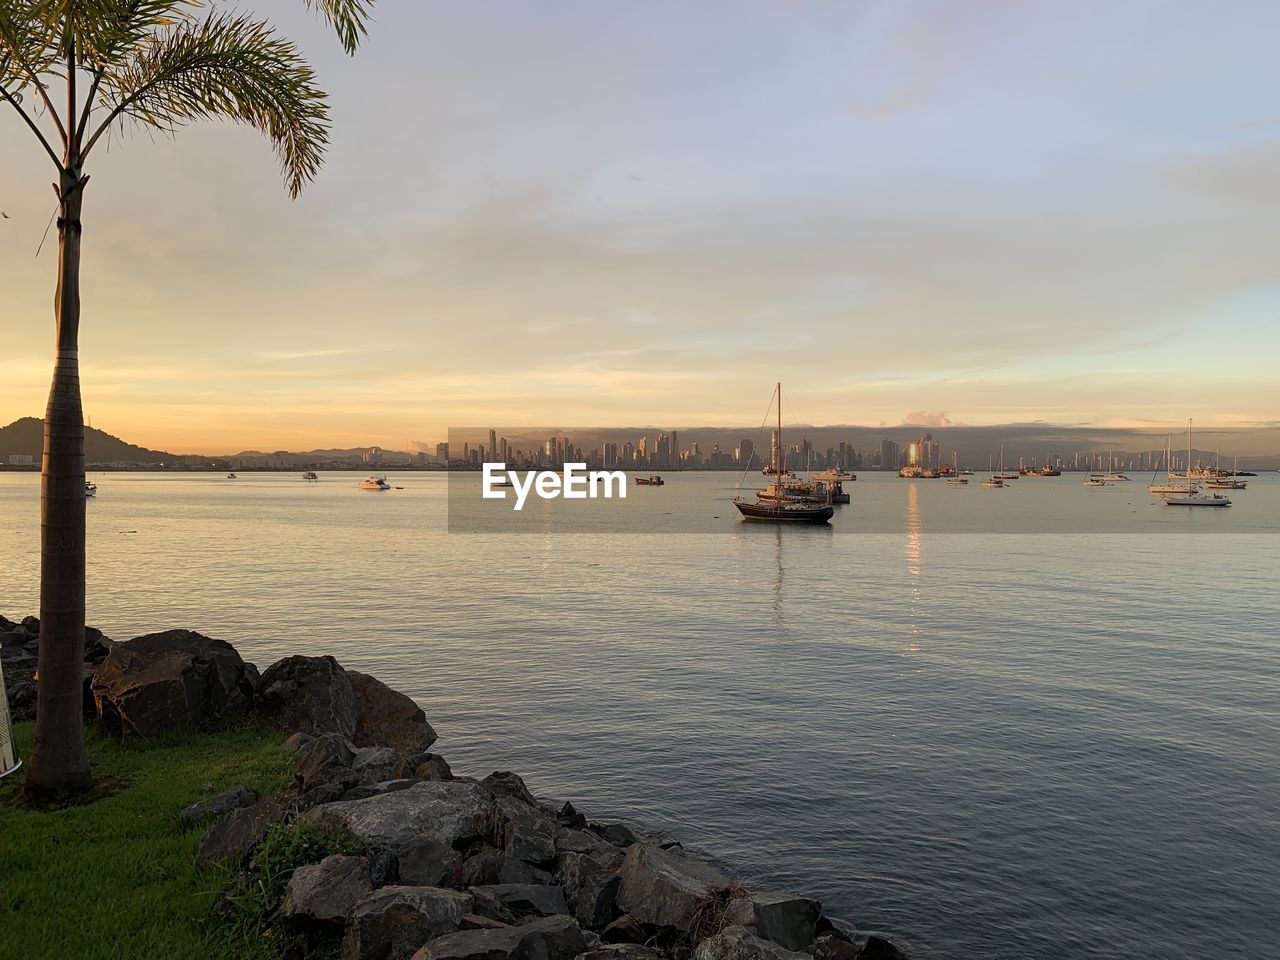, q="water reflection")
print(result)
[904,483,923,653]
